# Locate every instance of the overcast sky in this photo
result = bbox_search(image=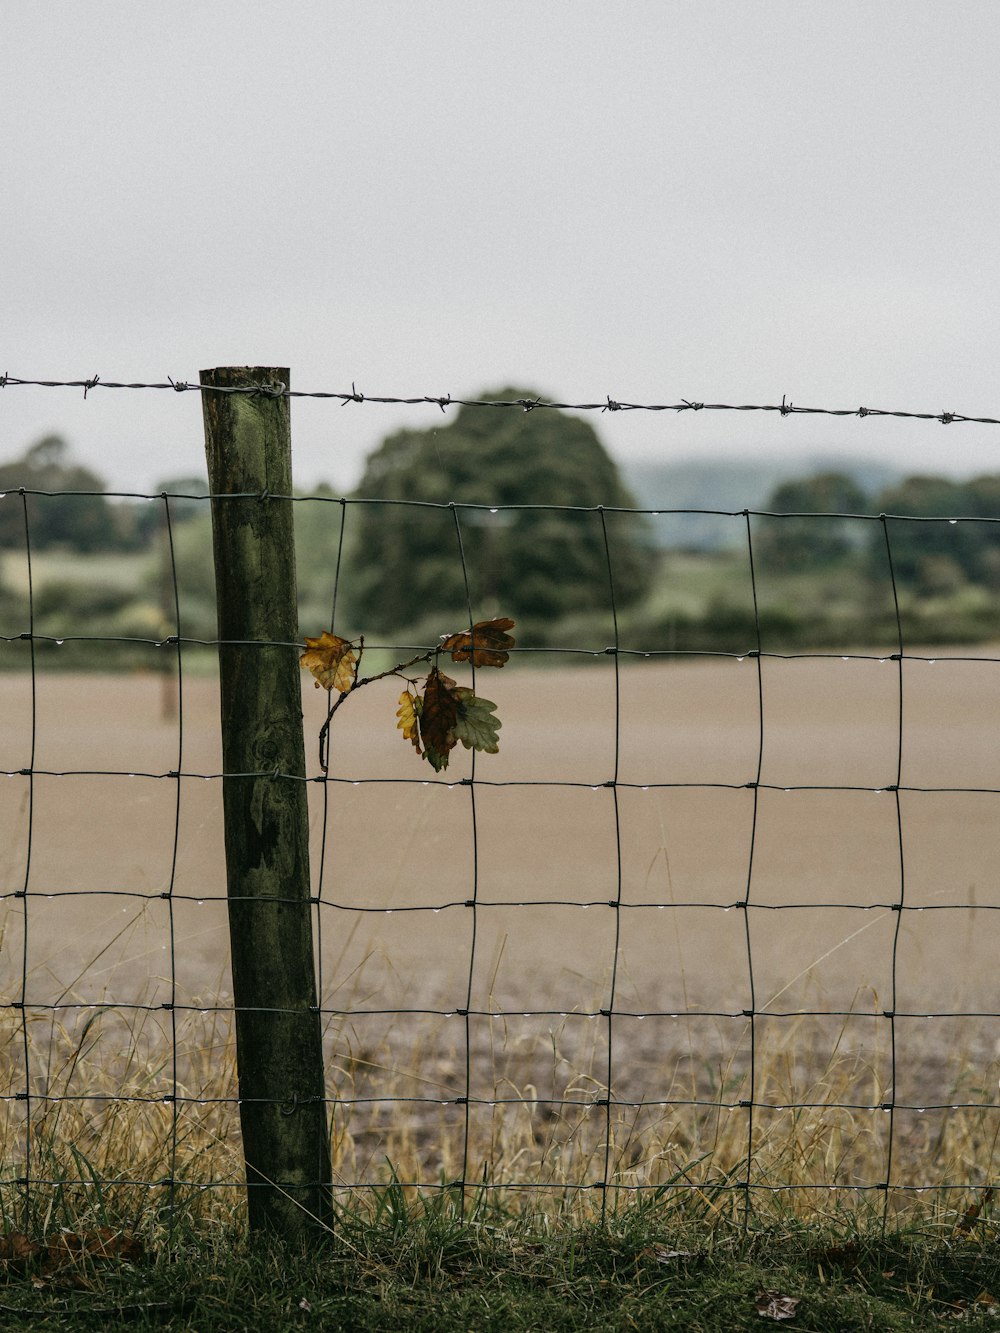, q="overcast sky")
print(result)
[5,2,1000,494]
